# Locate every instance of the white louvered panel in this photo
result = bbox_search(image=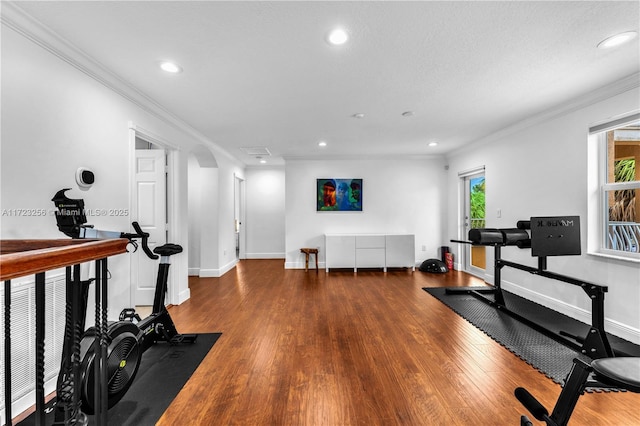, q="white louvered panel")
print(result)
[7,285,35,403]
[0,274,67,418]
[45,276,67,382]
[0,286,7,417]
